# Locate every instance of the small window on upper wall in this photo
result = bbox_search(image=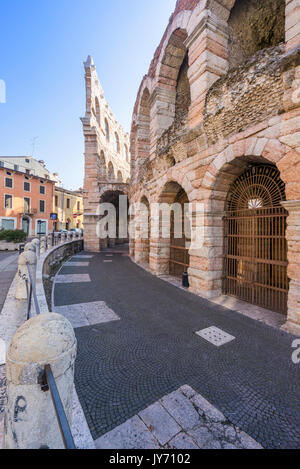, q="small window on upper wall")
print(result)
[55,195,58,207]
[40,185,45,195]
[4,194,13,209]
[66,198,70,209]
[24,181,31,192]
[39,200,45,213]
[105,119,110,142]
[5,177,13,188]
[77,201,80,211]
